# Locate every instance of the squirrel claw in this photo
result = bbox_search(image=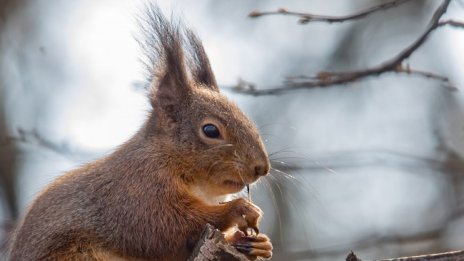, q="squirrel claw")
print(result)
[245,226,259,236]
[252,226,259,236]
[235,245,252,254]
[231,233,273,260]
